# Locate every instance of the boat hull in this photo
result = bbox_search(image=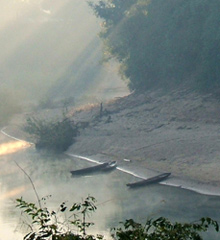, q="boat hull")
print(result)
[70,161,117,175]
[127,173,171,188]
